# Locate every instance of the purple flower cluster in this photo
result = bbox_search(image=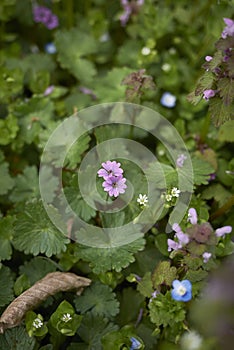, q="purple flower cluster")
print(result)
[33,5,59,30]
[98,161,127,197]
[222,18,234,39]
[168,208,232,258]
